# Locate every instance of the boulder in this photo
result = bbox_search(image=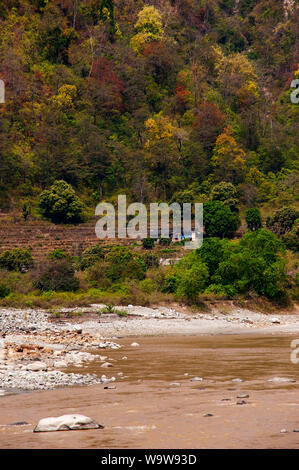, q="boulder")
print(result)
[268,377,296,383]
[33,414,104,432]
[26,362,48,372]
